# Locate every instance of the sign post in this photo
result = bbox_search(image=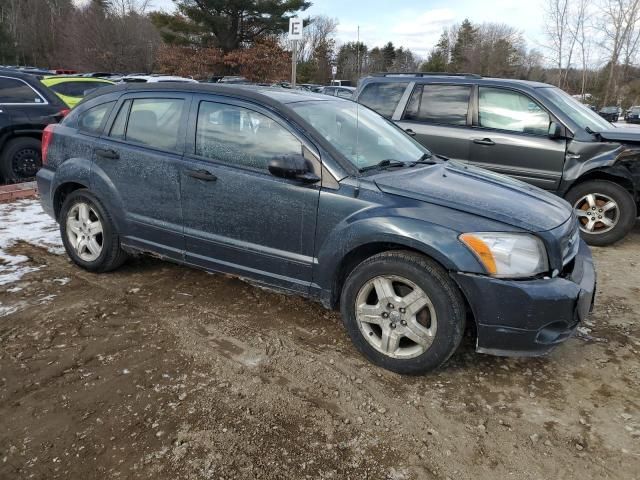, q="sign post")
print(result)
[331,65,337,85]
[289,17,303,88]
